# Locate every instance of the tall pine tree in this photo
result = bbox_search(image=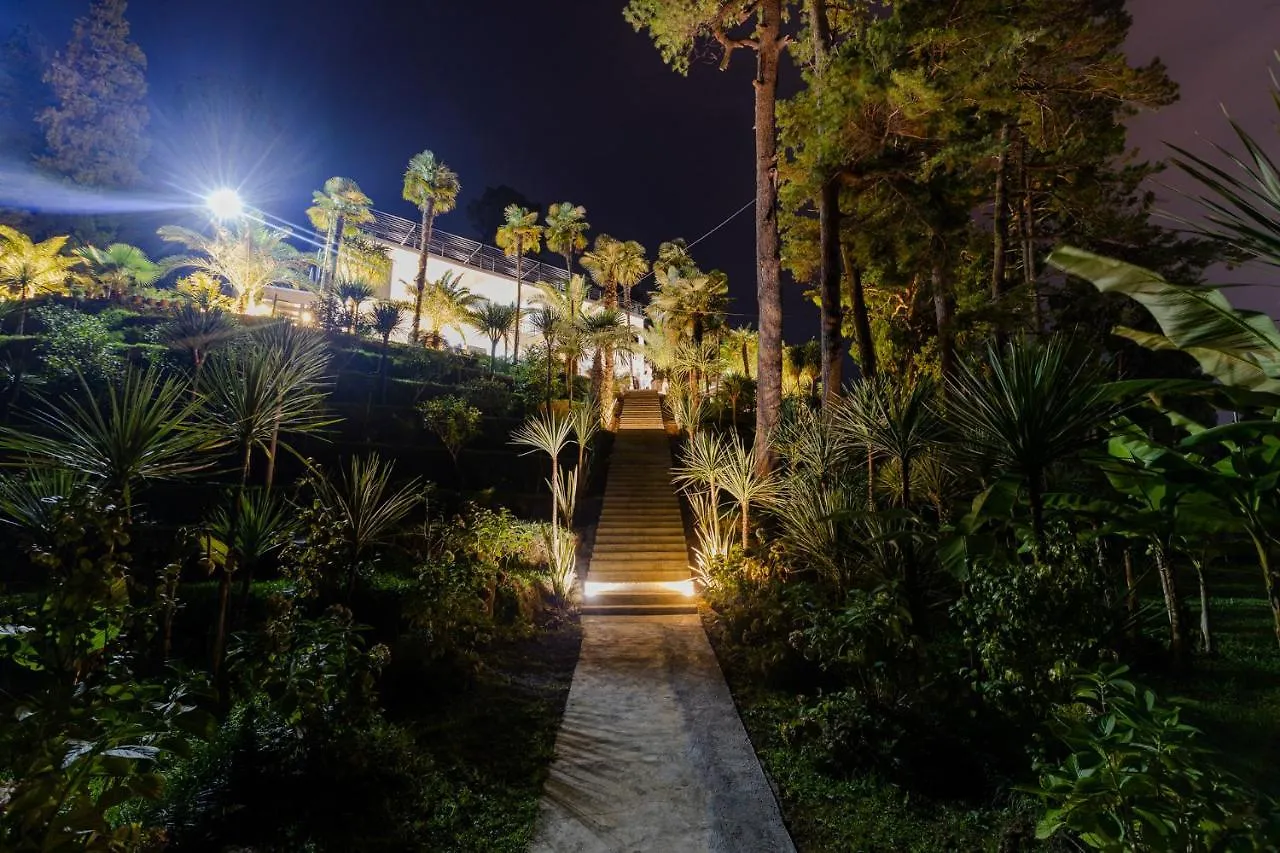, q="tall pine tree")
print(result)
[39,0,149,188]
